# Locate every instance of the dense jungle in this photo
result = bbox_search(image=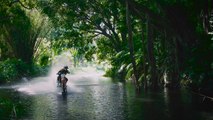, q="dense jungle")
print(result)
[0,0,213,119]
